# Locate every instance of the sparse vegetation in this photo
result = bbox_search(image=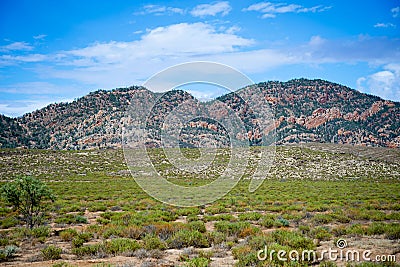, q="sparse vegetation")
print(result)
[1,176,55,228]
[0,146,399,266]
